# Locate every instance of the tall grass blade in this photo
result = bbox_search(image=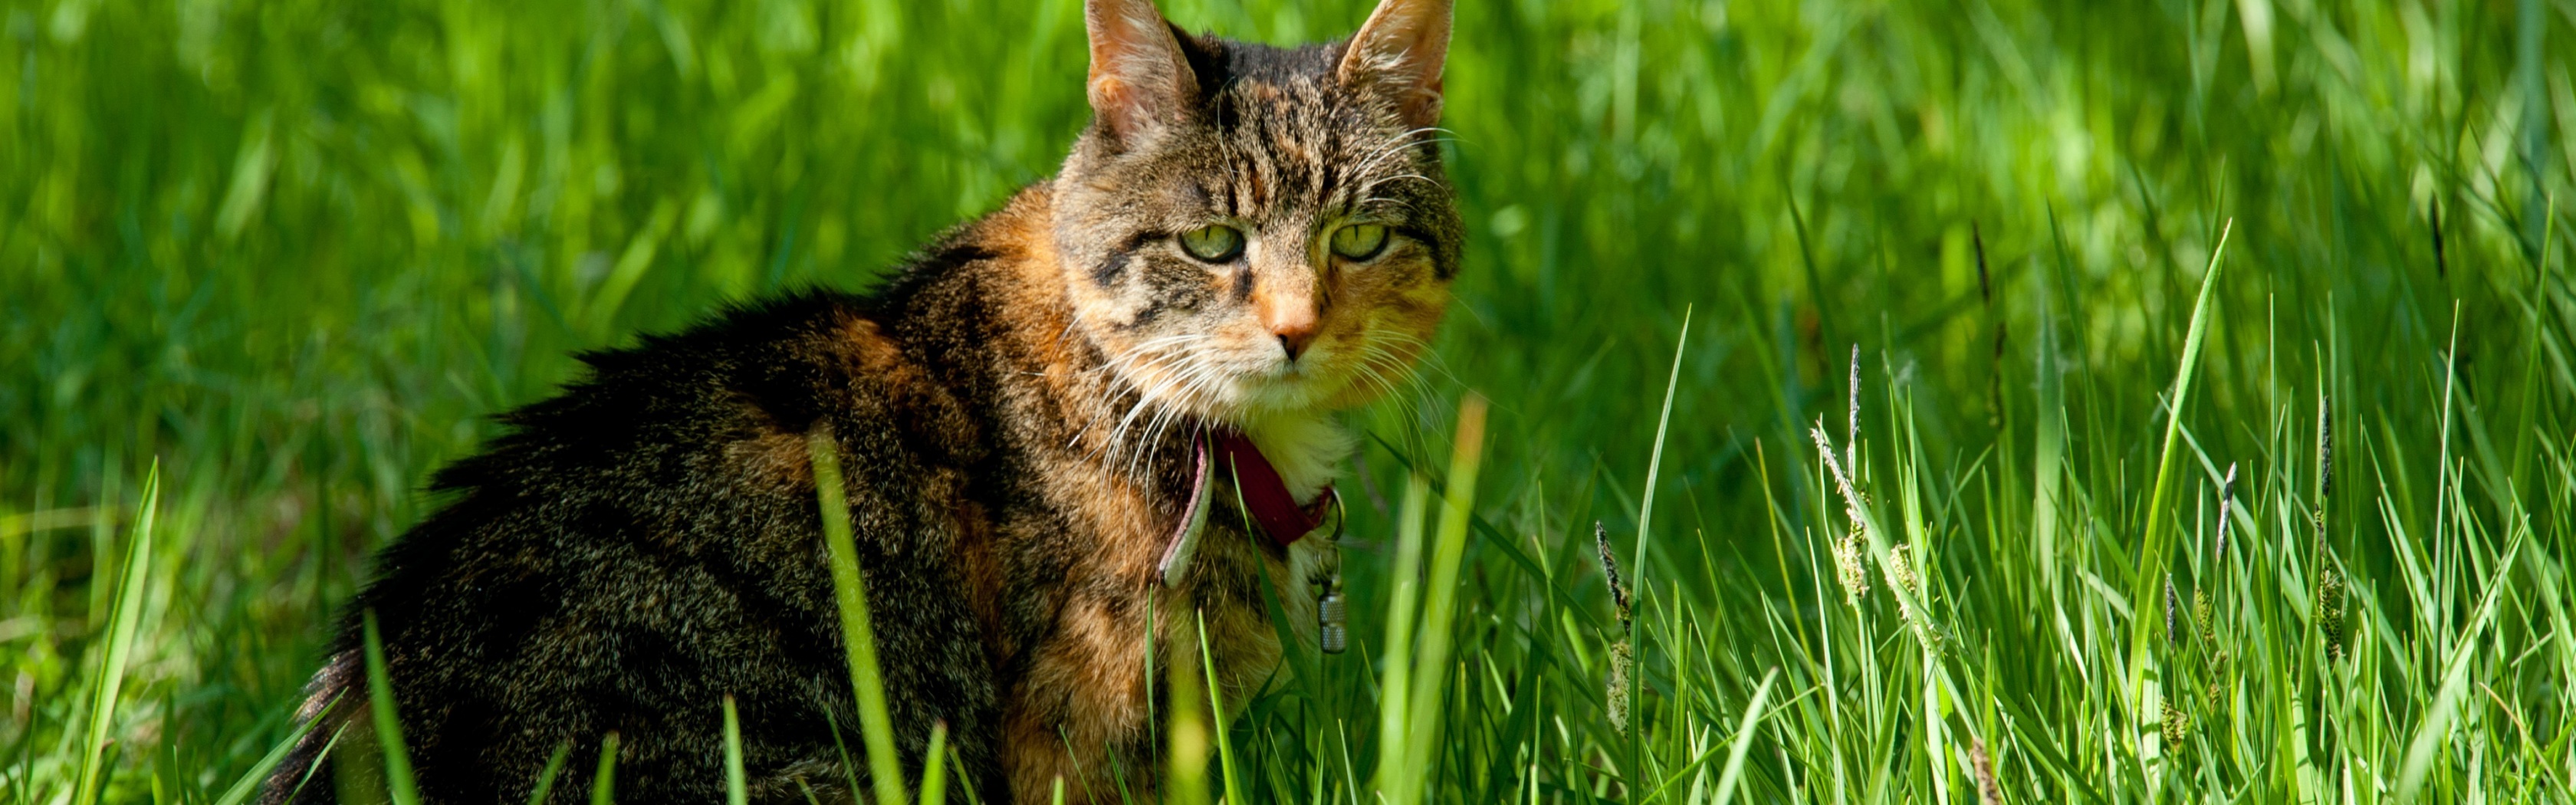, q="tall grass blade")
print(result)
[589,732,619,805]
[724,695,749,805]
[1195,610,1247,805]
[2125,219,2234,707]
[209,700,326,805]
[2032,266,2067,596]
[360,610,420,805]
[1399,394,1488,800]
[1628,307,1692,770]
[1372,471,1434,797]
[807,430,909,805]
[279,724,349,805]
[1165,614,1211,805]
[919,721,948,805]
[2397,535,2523,800]
[1708,669,1780,805]
[70,461,159,805]
[527,742,573,805]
